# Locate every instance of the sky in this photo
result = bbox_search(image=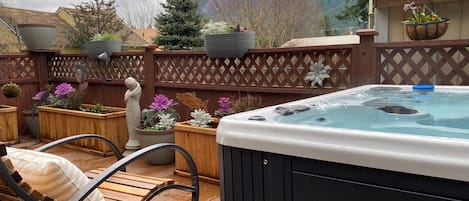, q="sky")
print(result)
[0,0,165,28]
[1,0,81,12]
